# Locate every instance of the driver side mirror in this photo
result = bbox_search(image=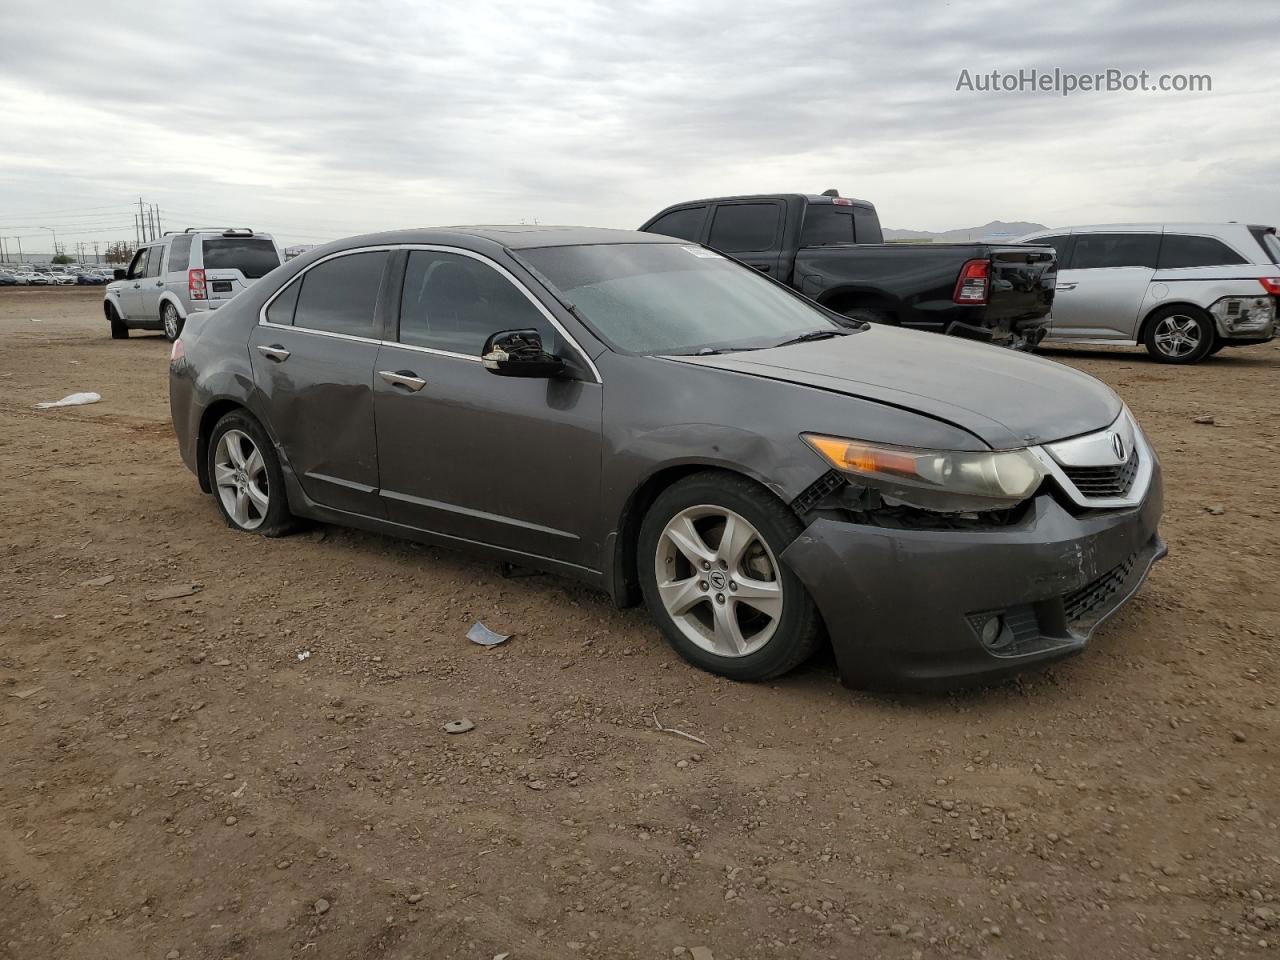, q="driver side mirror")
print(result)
[482,329,567,379]
[113,268,126,281]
